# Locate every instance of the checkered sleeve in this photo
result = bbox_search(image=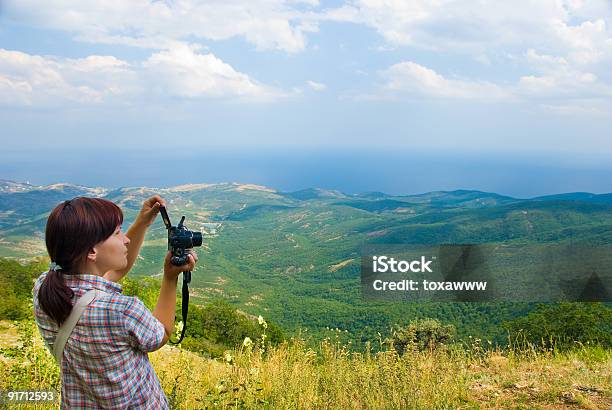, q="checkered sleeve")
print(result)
[122,296,166,352]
